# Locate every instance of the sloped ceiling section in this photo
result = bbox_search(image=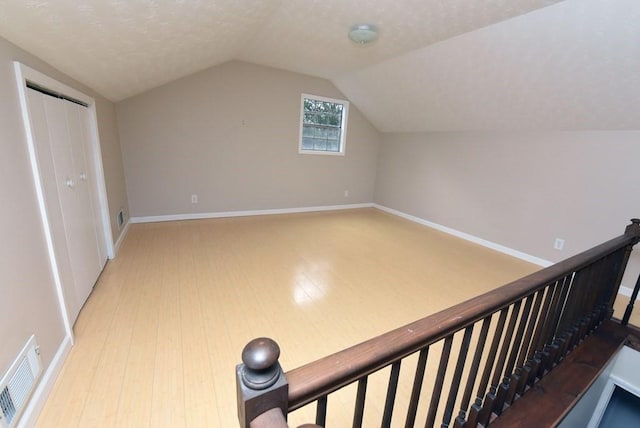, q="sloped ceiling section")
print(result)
[335,0,640,131]
[0,0,560,103]
[0,0,283,101]
[237,0,563,81]
[1,0,637,131]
